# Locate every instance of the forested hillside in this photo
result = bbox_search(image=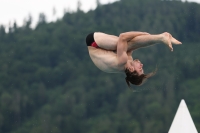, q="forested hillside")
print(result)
[0,0,200,133]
